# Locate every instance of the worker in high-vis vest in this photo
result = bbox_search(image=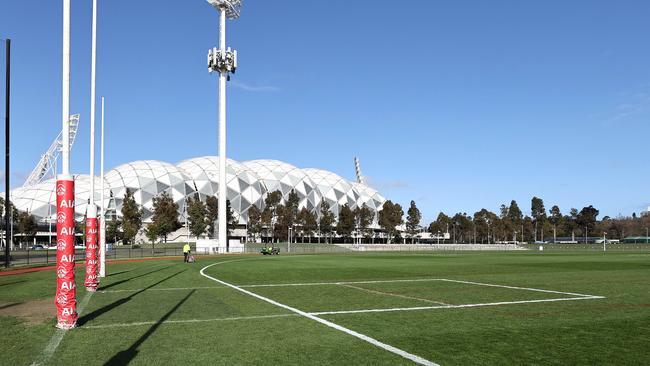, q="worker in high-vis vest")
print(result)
[183,243,191,263]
